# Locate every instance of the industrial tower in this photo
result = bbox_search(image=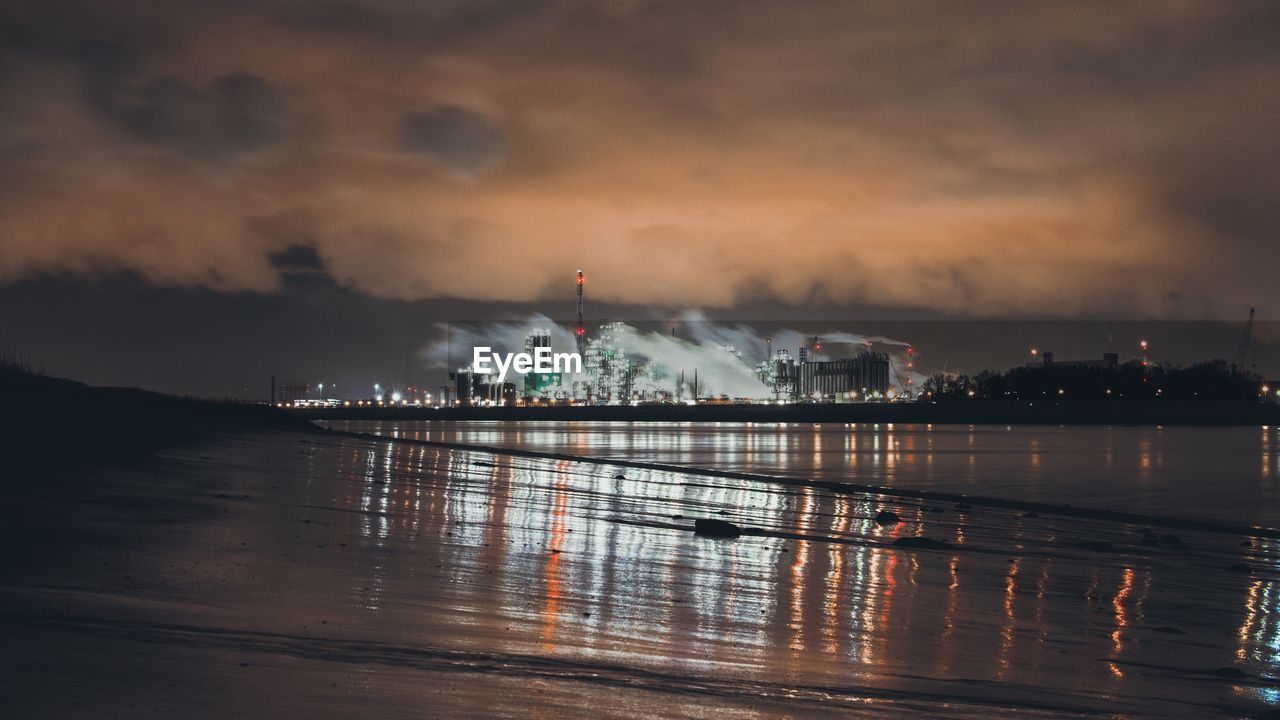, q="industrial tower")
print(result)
[575,270,585,357]
[1234,307,1256,373]
[905,345,914,397]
